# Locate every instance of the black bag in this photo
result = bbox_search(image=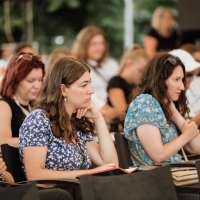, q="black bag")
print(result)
[0,181,39,200]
